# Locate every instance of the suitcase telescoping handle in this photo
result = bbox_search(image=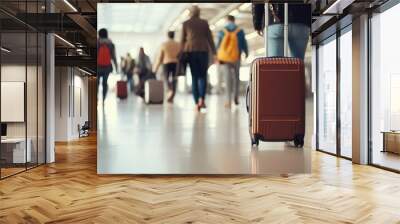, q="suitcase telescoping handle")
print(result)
[246,85,250,112]
[247,3,288,113]
[264,3,289,57]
